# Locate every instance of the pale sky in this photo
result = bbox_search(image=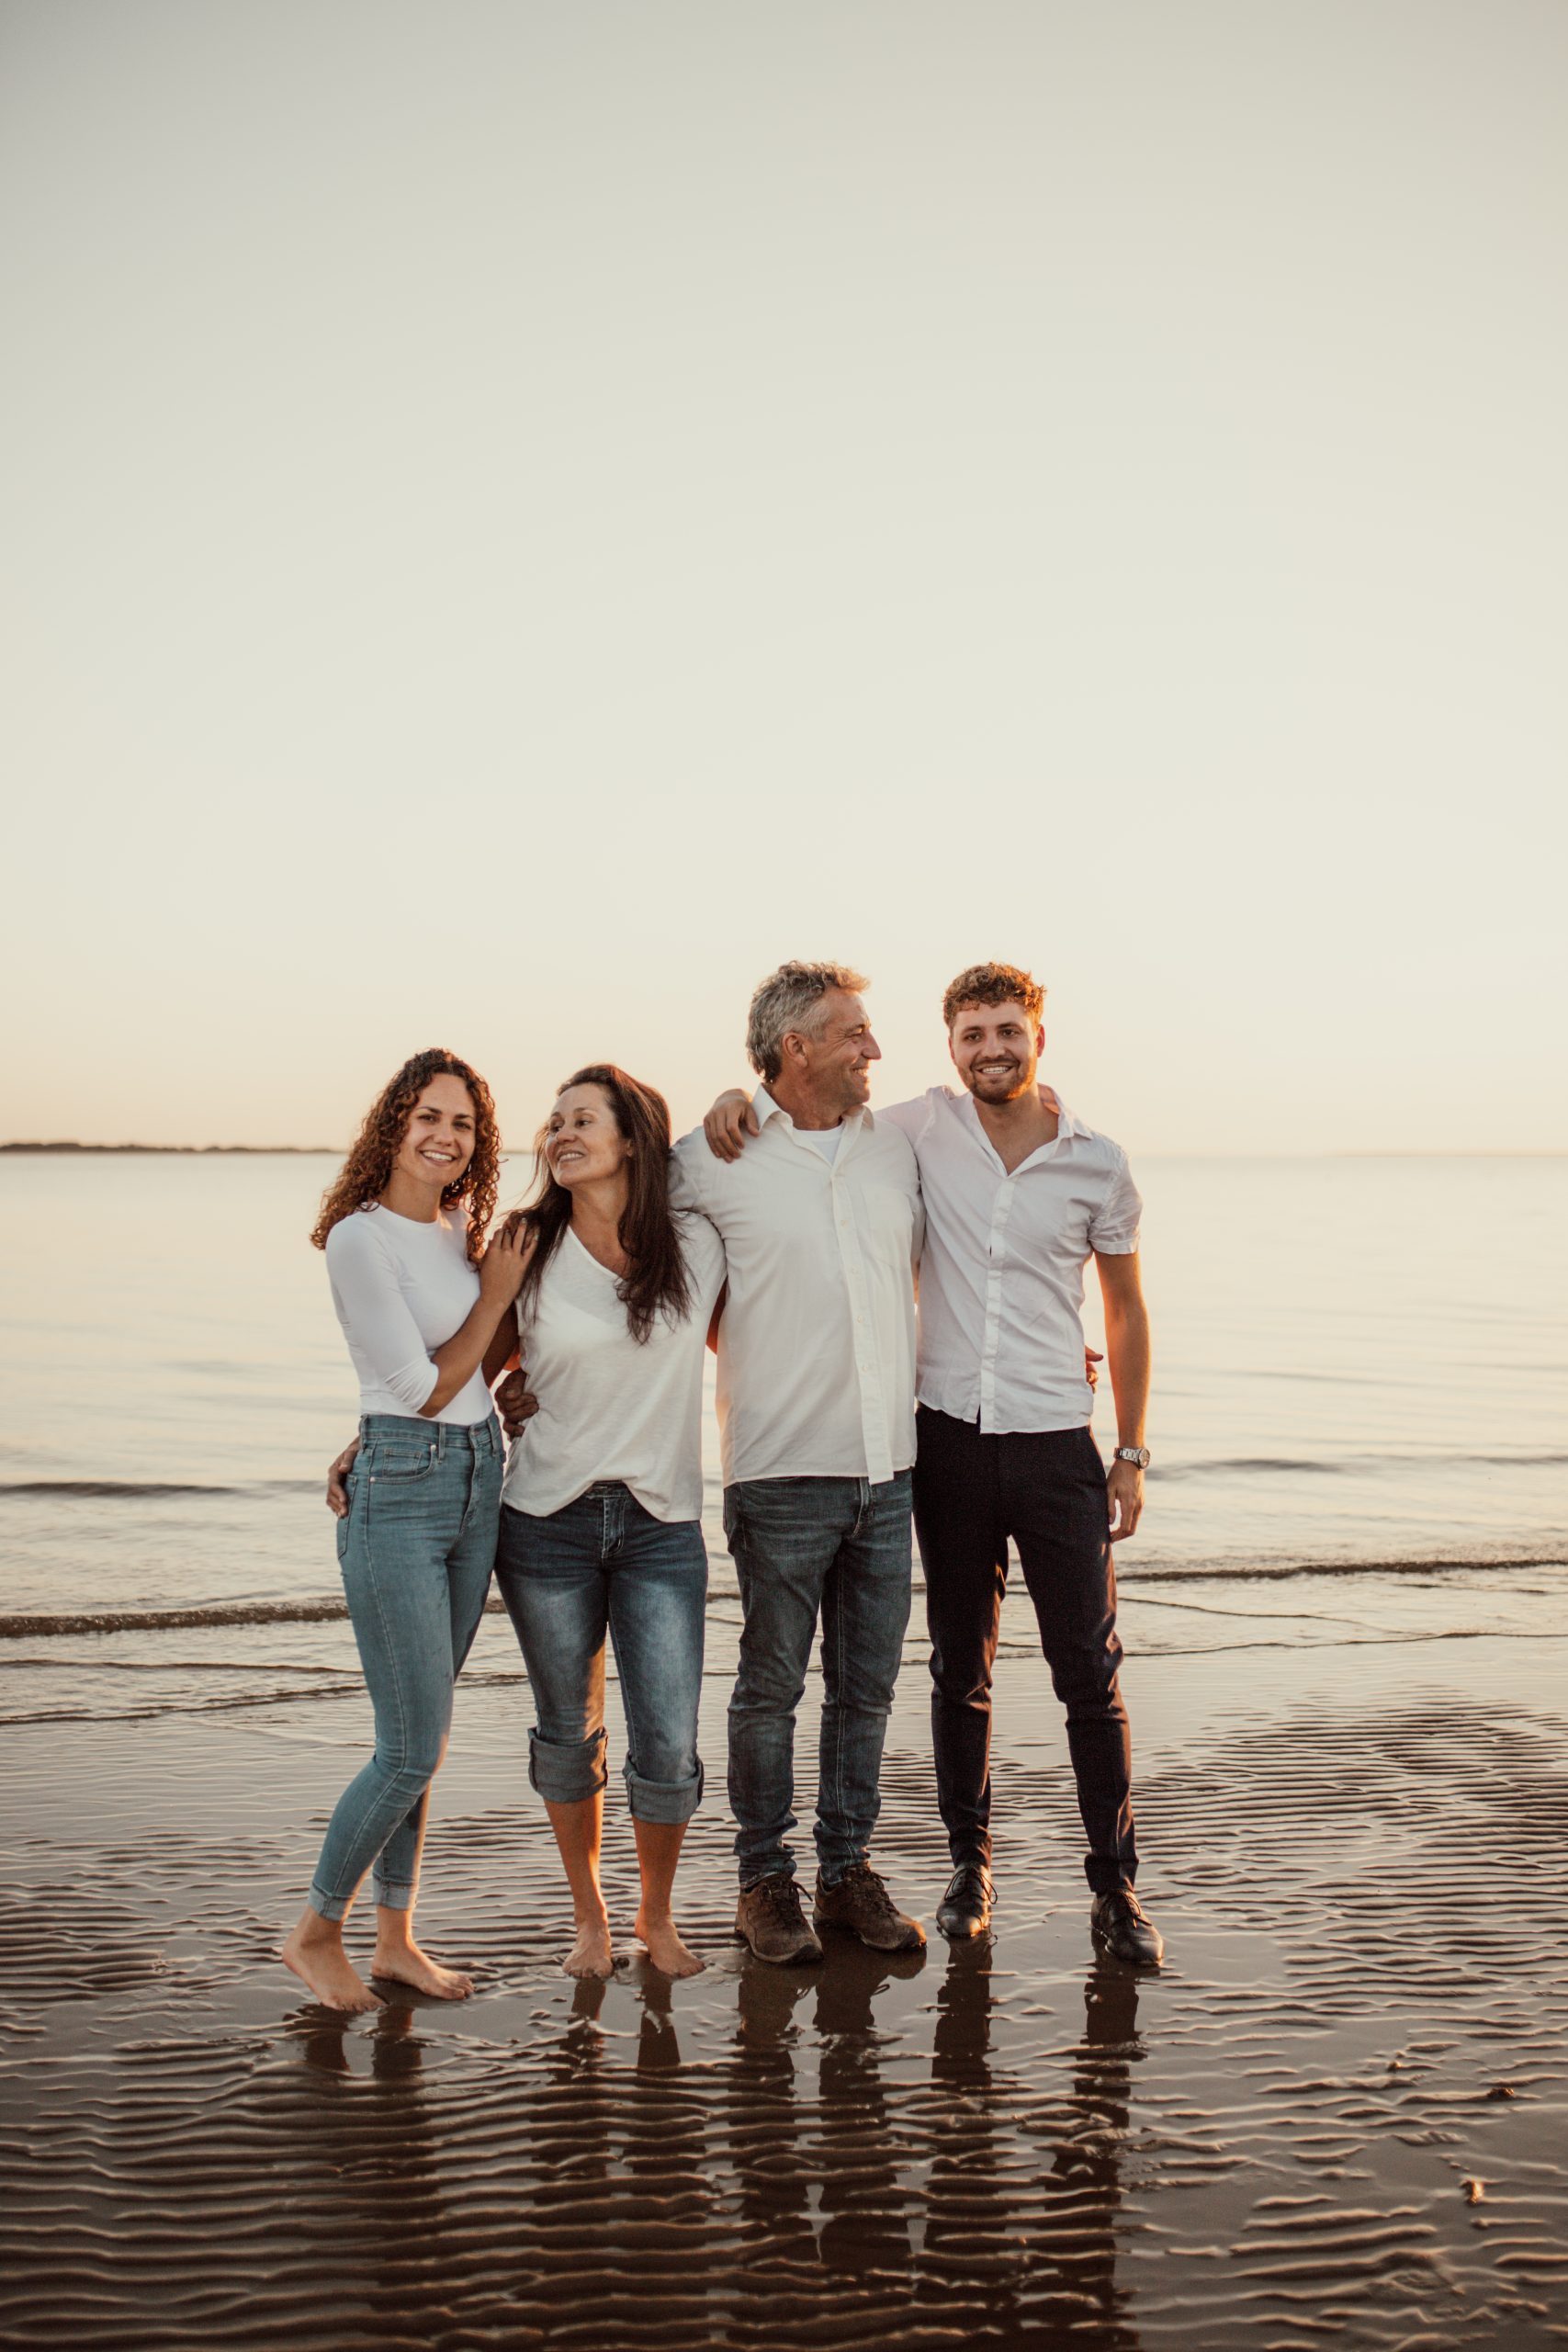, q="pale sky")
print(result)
[4,1,1564,1152]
